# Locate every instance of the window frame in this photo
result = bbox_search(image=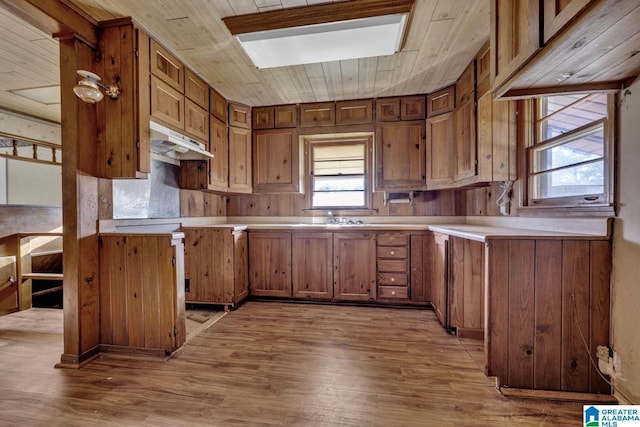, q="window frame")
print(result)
[523,92,616,213]
[303,133,374,212]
